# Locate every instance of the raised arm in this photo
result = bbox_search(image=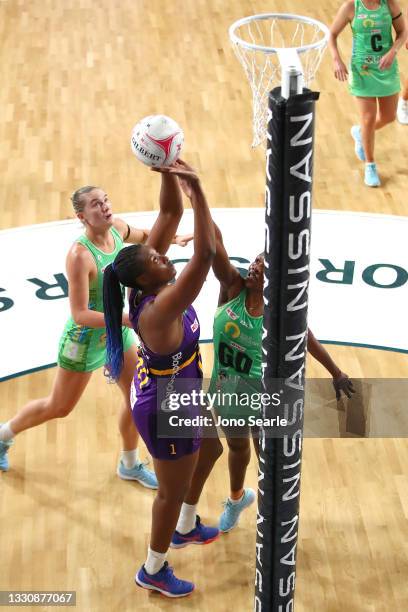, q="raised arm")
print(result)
[307,328,355,400]
[145,172,183,254]
[212,222,243,304]
[142,160,215,327]
[113,217,149,244]
[328,0,354,81]
[113,216,193,247]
